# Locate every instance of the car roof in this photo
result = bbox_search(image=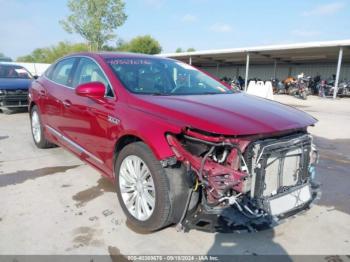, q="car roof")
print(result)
[65,51,173,61]
[0,62,25,67]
